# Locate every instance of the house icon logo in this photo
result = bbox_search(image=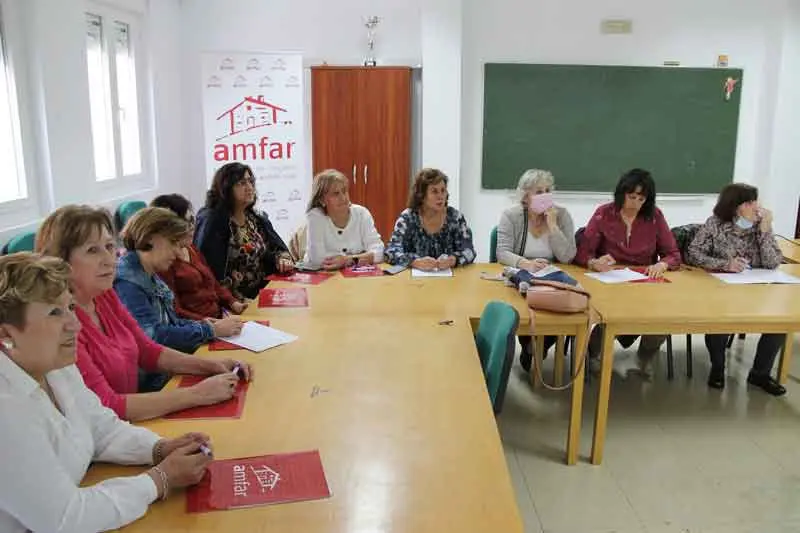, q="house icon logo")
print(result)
[264,191,277,202]
[220,57,235,71]
[288,189,302,201]
[275,209,289,220]
[246,58,261,71]
[206,75,222,88]
[285,75,300,88]
[271,58,286,71]
[259,76,274,88]
[215,95,288,140]
[233,75,248,88]
[249,465,280,492]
